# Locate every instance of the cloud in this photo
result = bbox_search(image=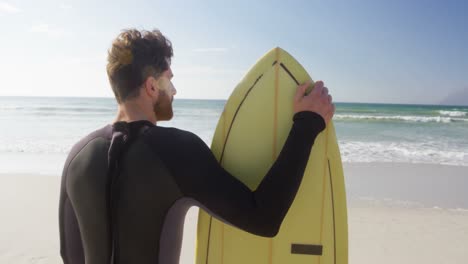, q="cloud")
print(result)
[30,23,71,38]
[193,47,229,53]
[59,3,72,10]
[0,2,21,13]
